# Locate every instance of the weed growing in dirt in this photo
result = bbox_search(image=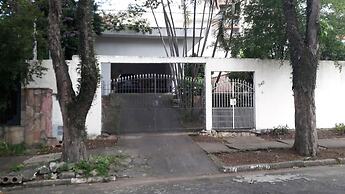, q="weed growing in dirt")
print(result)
[335,123,345,134]
[10,164,25,172]
[73,154,128,177]
[0,141,26,156]
[272,125,290,136]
